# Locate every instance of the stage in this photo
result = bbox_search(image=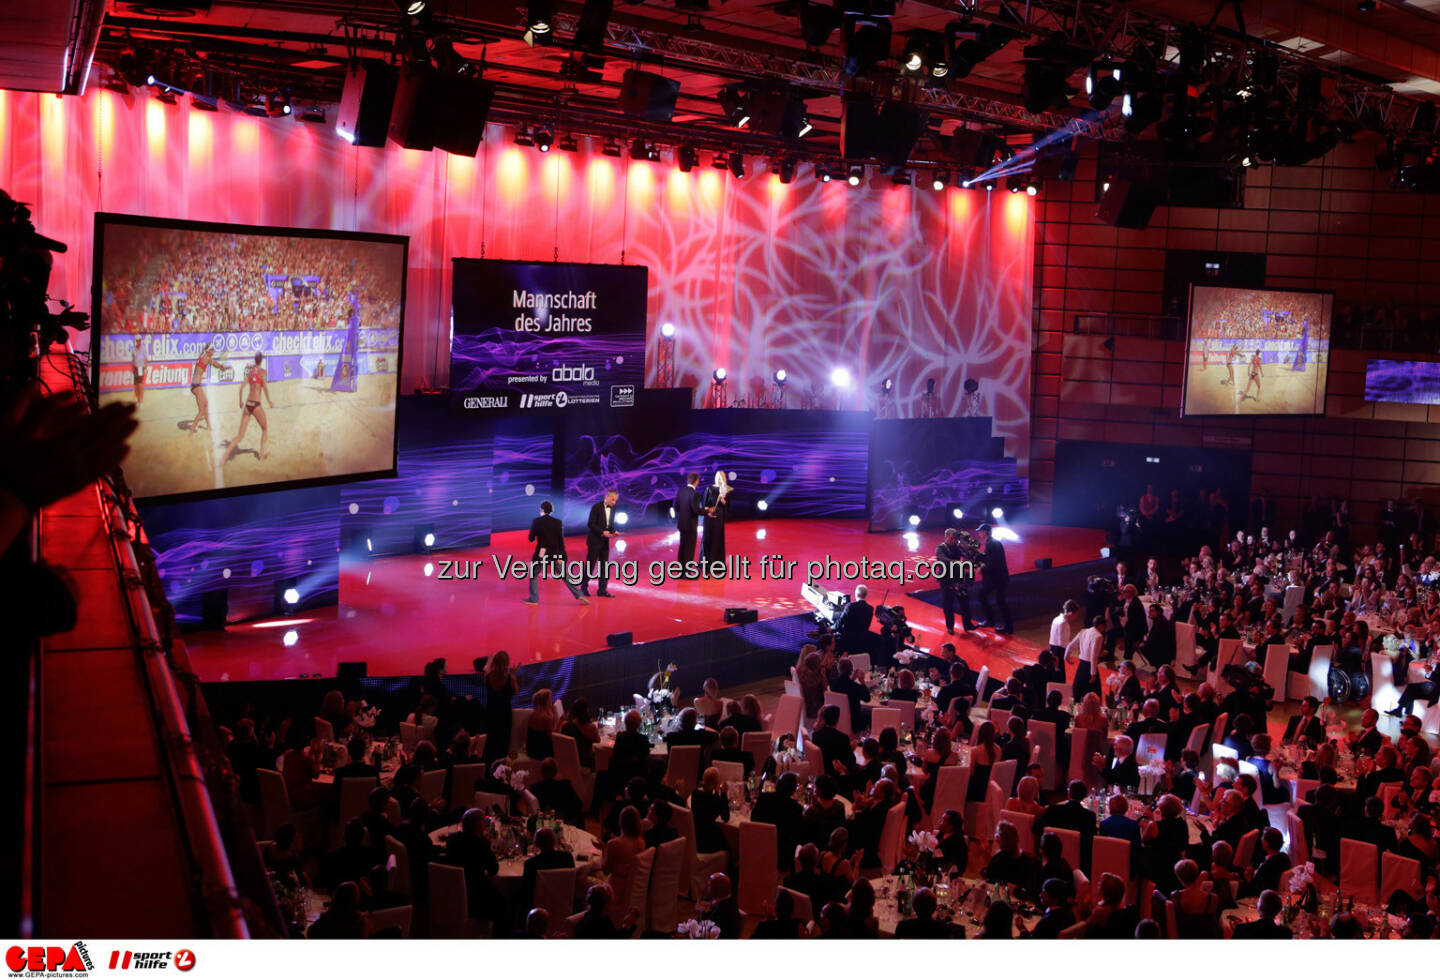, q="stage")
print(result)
[183,519,1106,684]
